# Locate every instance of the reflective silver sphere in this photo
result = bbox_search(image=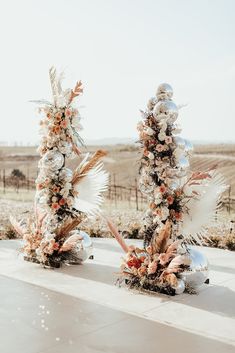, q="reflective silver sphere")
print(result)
[180,247,209,288]
[173,278,185,295]
[59,167,73,182]
[153,100,178,122]
[147,97,157,111]
[42,150,64,171]
[156,83,173,100]
[174,136,185,149]
[178,156,190,170]
[184,139,194,155]
[75,231,93,262]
